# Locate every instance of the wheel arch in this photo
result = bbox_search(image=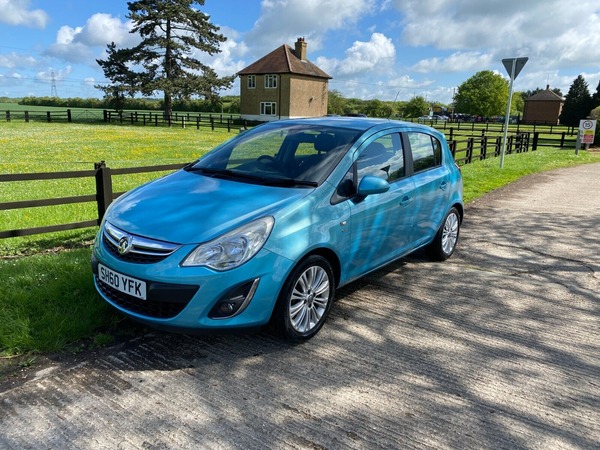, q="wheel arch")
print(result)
[453,202,464,223]
[299,247,342,289]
